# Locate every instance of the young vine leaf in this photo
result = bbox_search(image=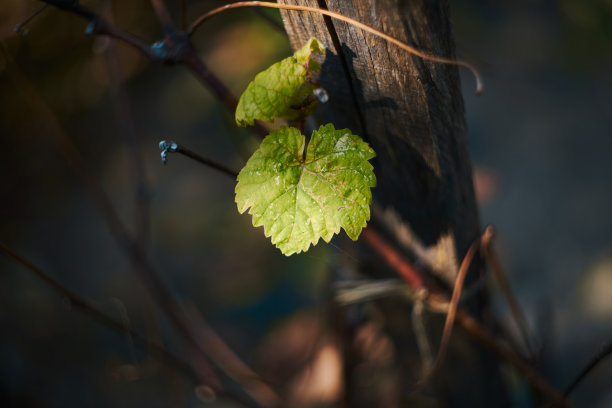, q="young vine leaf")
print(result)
[235,37,324,126]
[235,124,376,256]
